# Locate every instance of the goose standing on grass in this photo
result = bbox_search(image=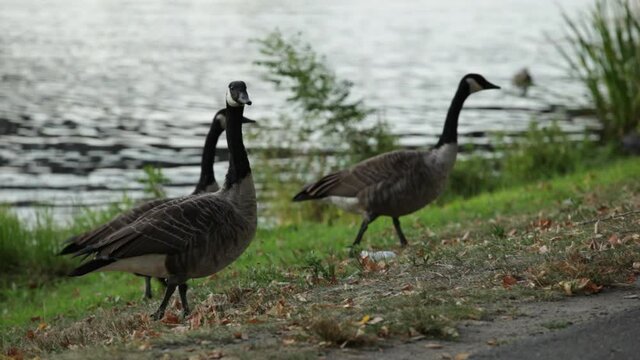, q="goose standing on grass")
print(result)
[60,109,255,299]
[66,81,257,320]
[293,74,499,251]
